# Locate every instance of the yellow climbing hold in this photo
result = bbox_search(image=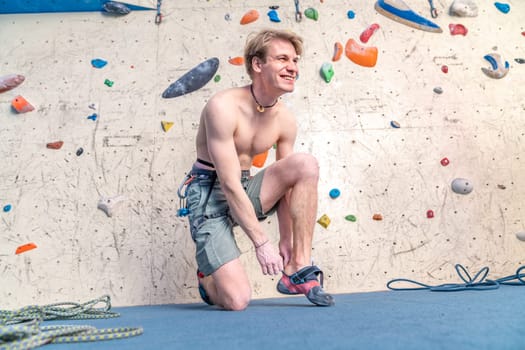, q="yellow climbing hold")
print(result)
[161,121,174,132]
[317,214,331,228]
